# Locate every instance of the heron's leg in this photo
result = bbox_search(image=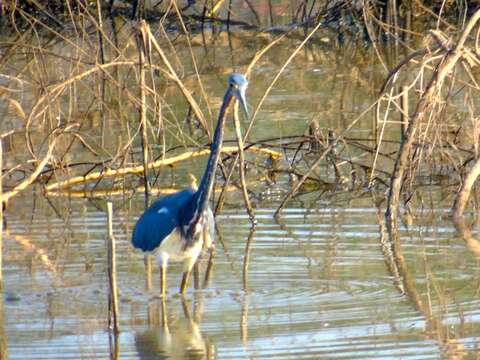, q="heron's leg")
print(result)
[144,254,152,291]
[160,266,166,298]
[180,270,191,294]
[181,296,191,320]
[161,296,167,328]
[159,254,168,298]
[203,246,216,287]
[193,257,201,289]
